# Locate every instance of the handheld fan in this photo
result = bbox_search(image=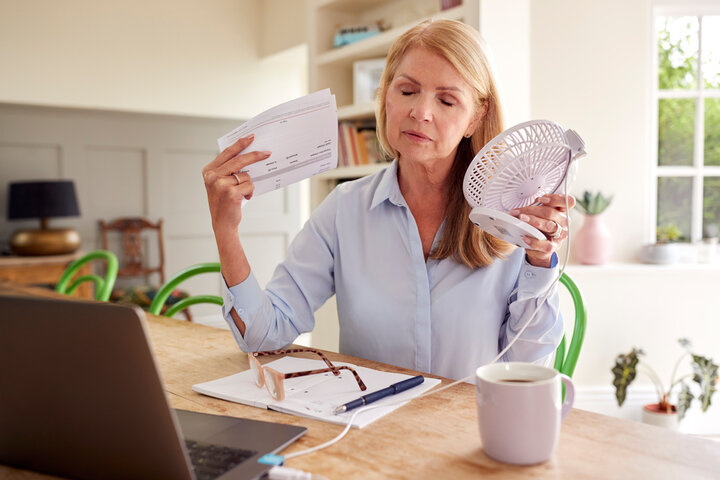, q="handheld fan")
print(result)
[463,120,586,248]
